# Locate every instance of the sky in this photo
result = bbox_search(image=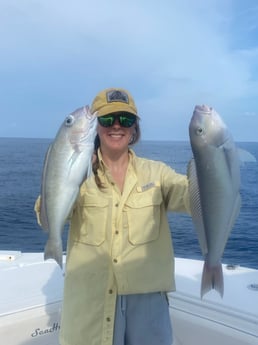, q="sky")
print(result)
[1,0,258,141]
